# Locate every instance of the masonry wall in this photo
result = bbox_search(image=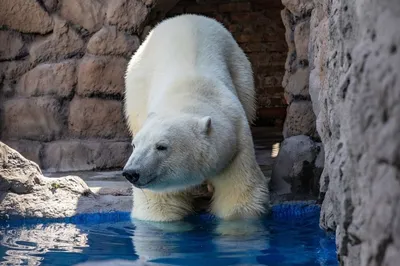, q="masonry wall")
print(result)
[0,0,287,172]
